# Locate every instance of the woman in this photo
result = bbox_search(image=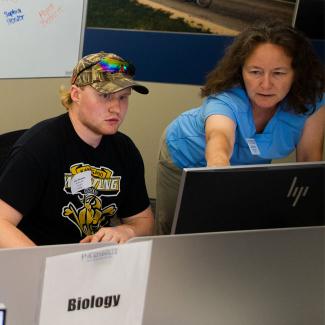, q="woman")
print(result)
[155,20,325,235]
